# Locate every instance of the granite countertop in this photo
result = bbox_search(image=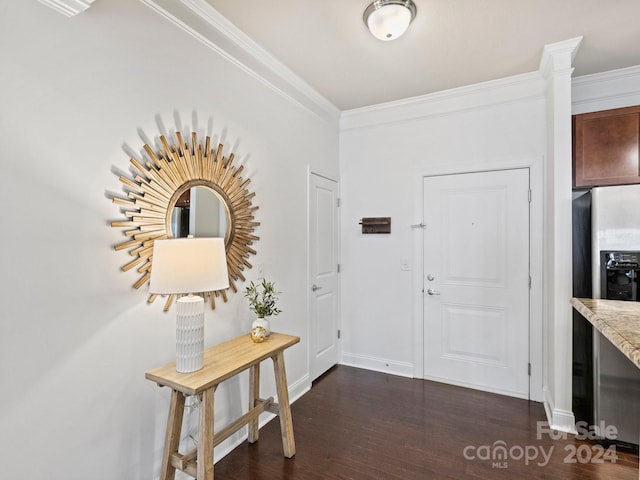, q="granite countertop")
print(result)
[571,297,640,369]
